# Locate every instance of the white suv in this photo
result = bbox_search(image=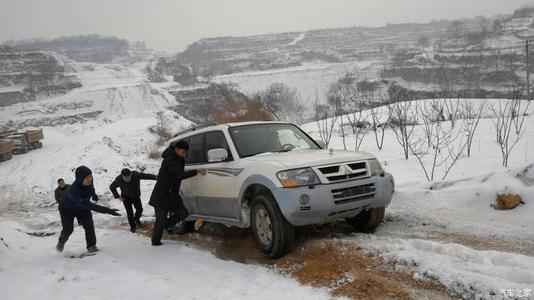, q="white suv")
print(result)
[170,121,394,258]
